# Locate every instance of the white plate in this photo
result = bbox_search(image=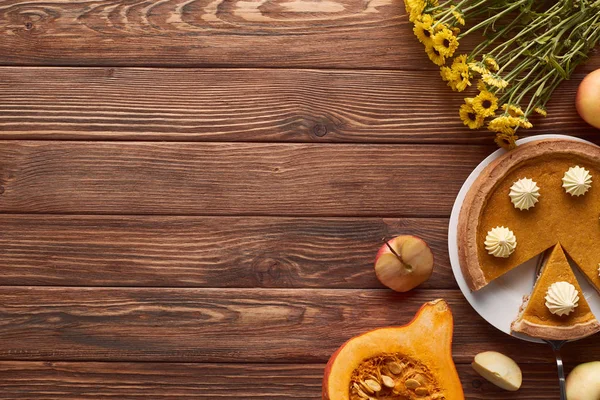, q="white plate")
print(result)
[448,134,600,343]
